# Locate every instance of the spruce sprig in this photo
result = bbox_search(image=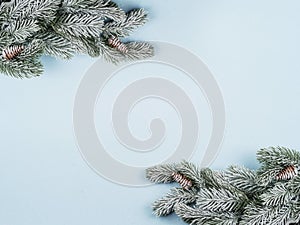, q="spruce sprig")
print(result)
[146,147,300,225]
[0,0,154,78]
